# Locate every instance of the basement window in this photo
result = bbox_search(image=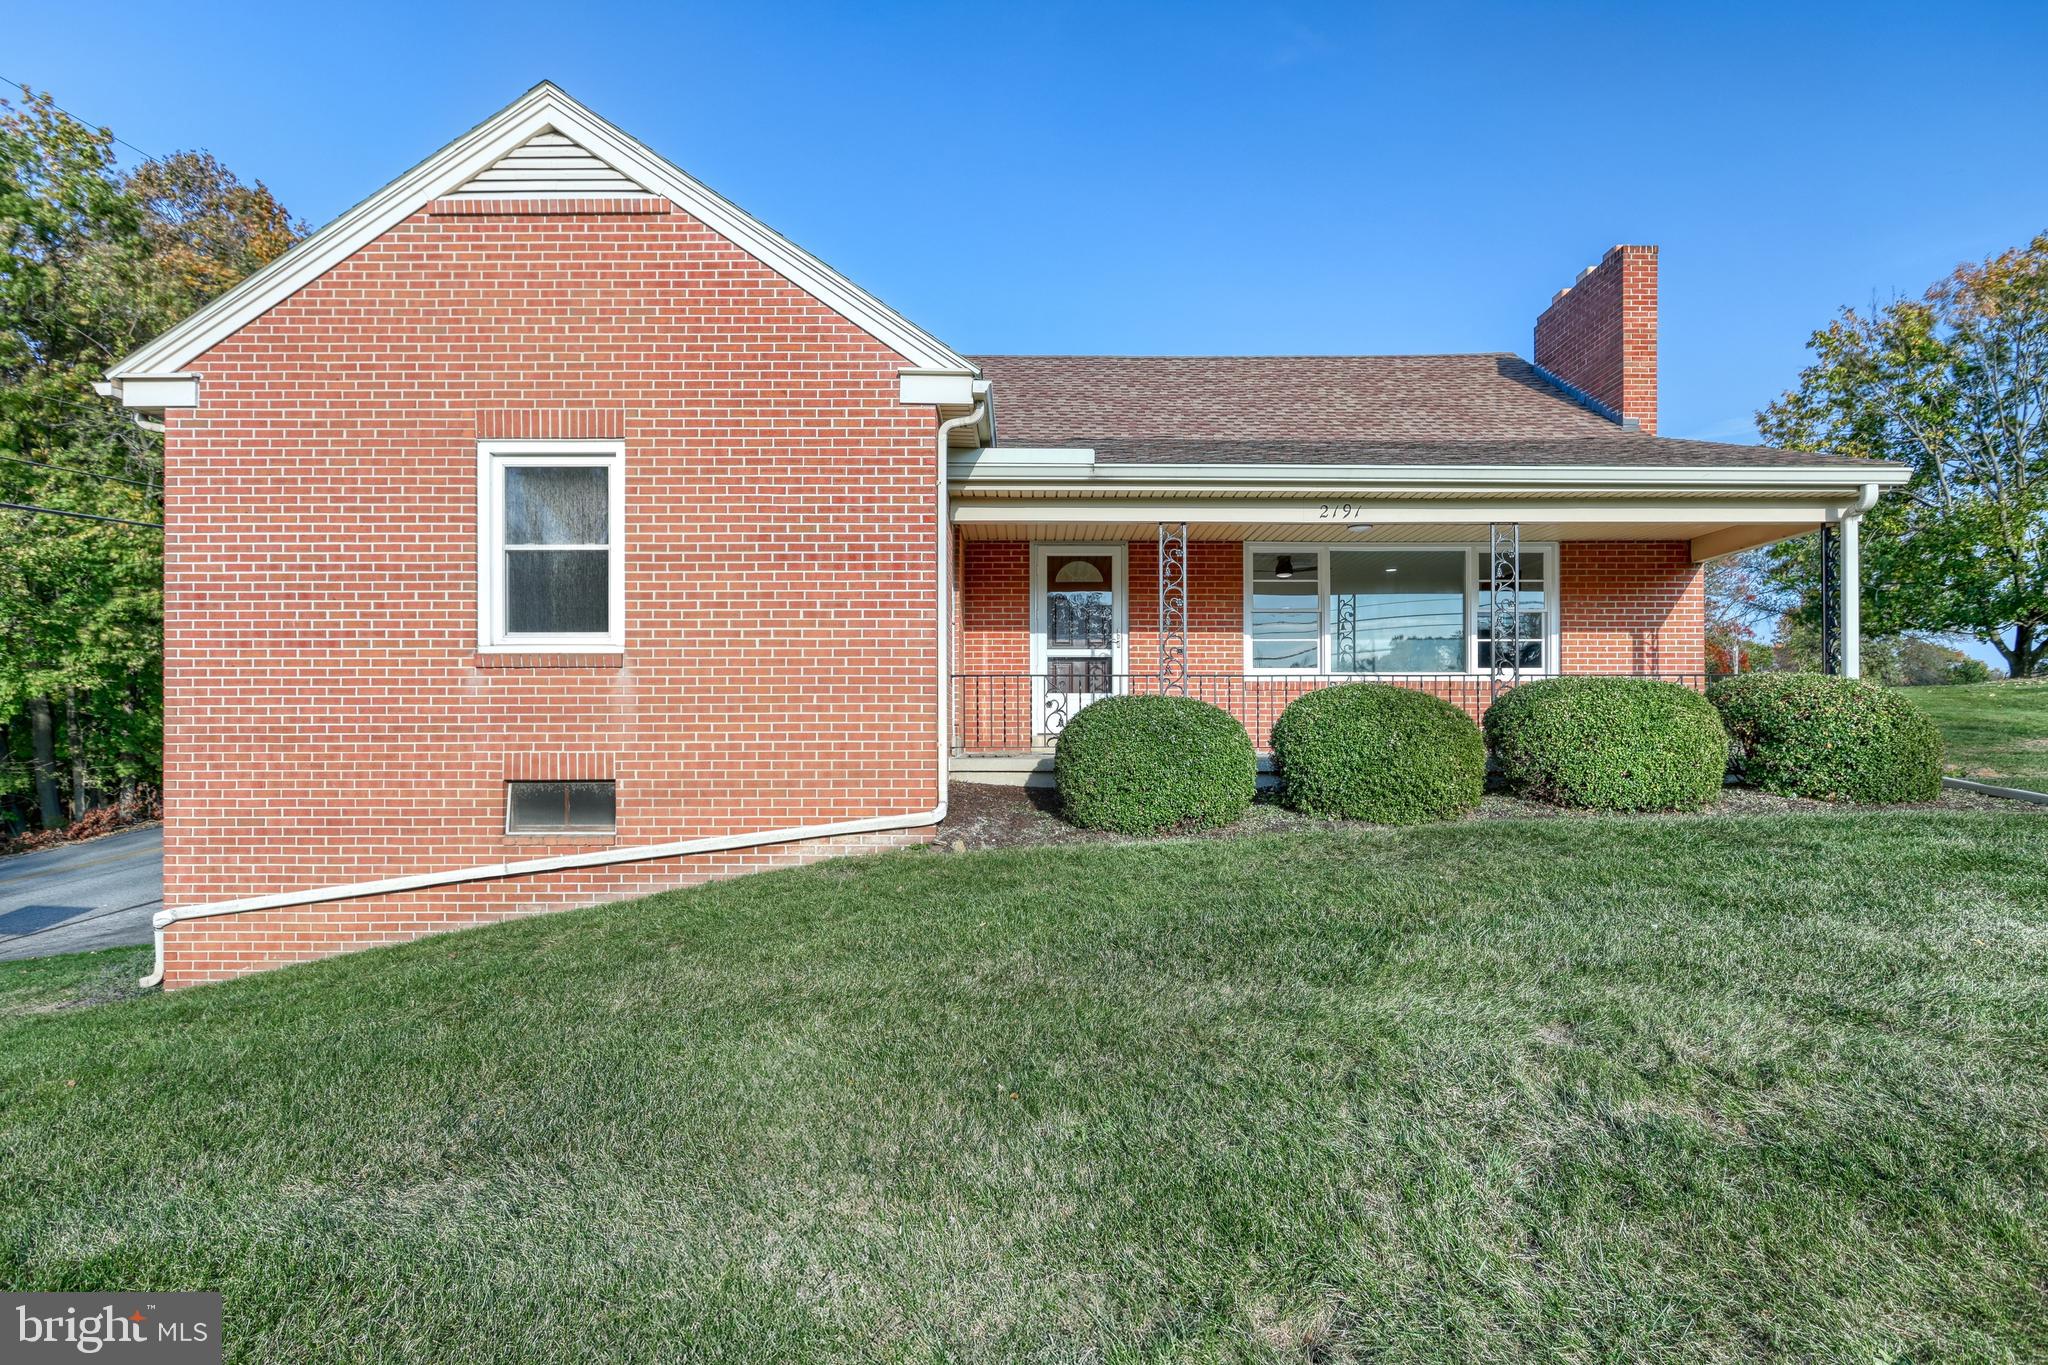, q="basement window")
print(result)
[505,780,616,835]
[478,440,625,652]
